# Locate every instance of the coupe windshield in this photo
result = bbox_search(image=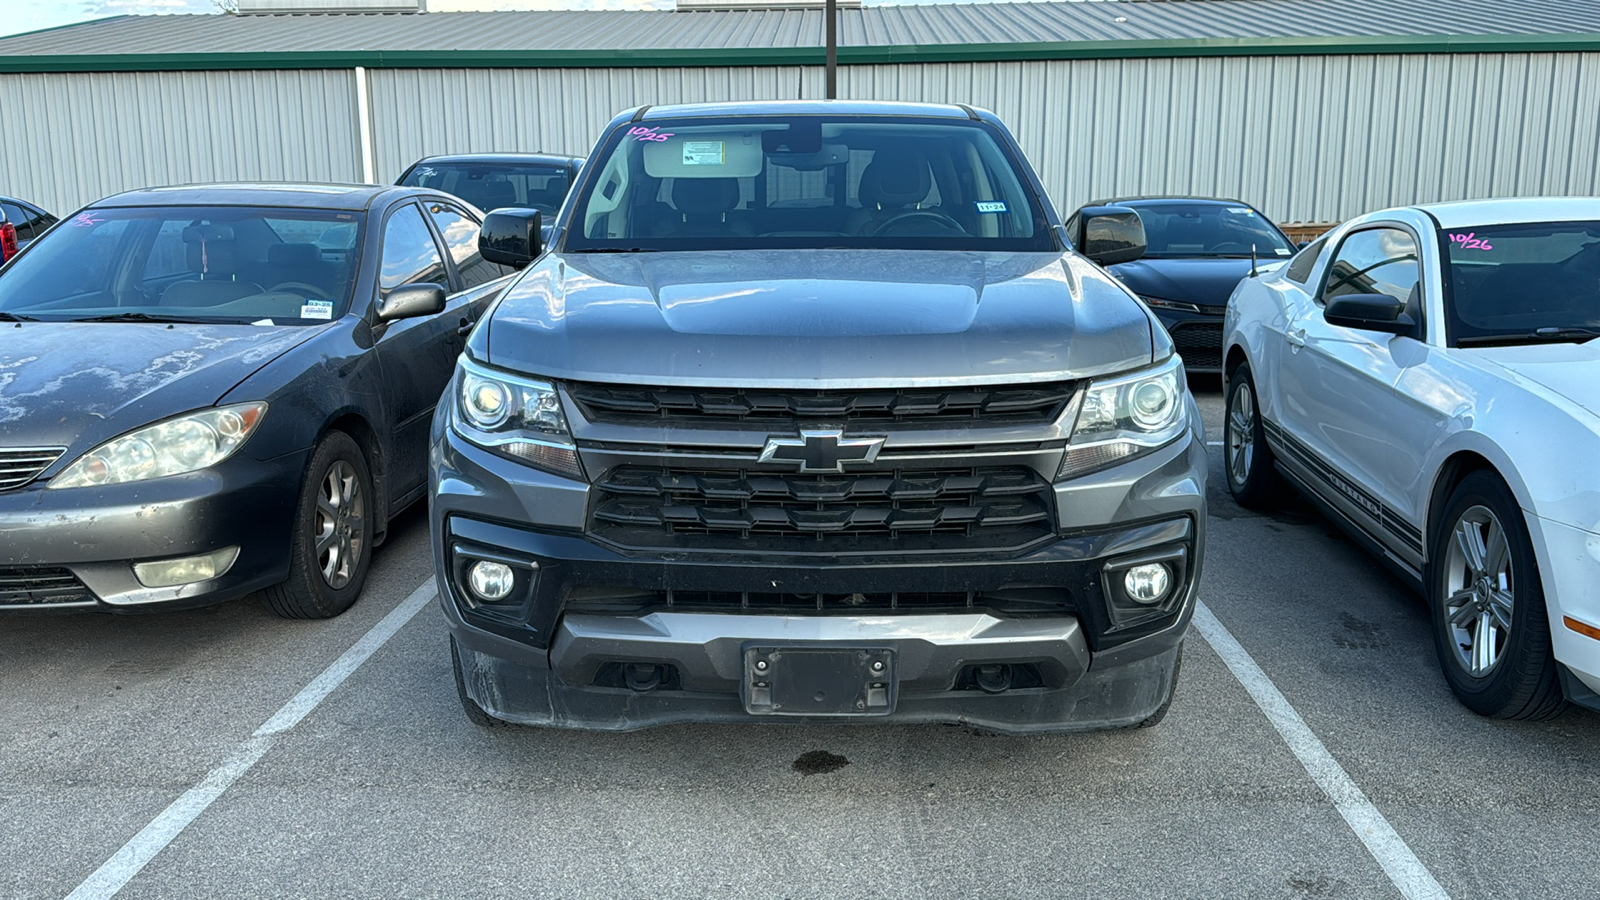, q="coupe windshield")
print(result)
[1444,221,1600,345]
[400,162,573,216]
[1132,202,1293,258]
[0,206,362,324]
[563,115,1056,252]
